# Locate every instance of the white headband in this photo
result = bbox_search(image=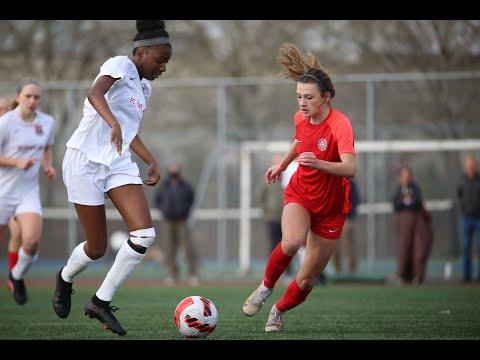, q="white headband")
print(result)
[133,37,171,48]
[303,73,320,82]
